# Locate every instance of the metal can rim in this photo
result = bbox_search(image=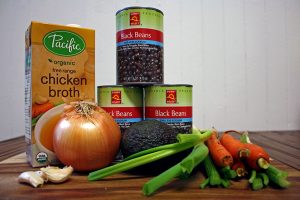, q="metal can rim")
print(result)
[97,85,143,88]
[145,84,193,88]
[117,82,164,86]
[116,6,164,15]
